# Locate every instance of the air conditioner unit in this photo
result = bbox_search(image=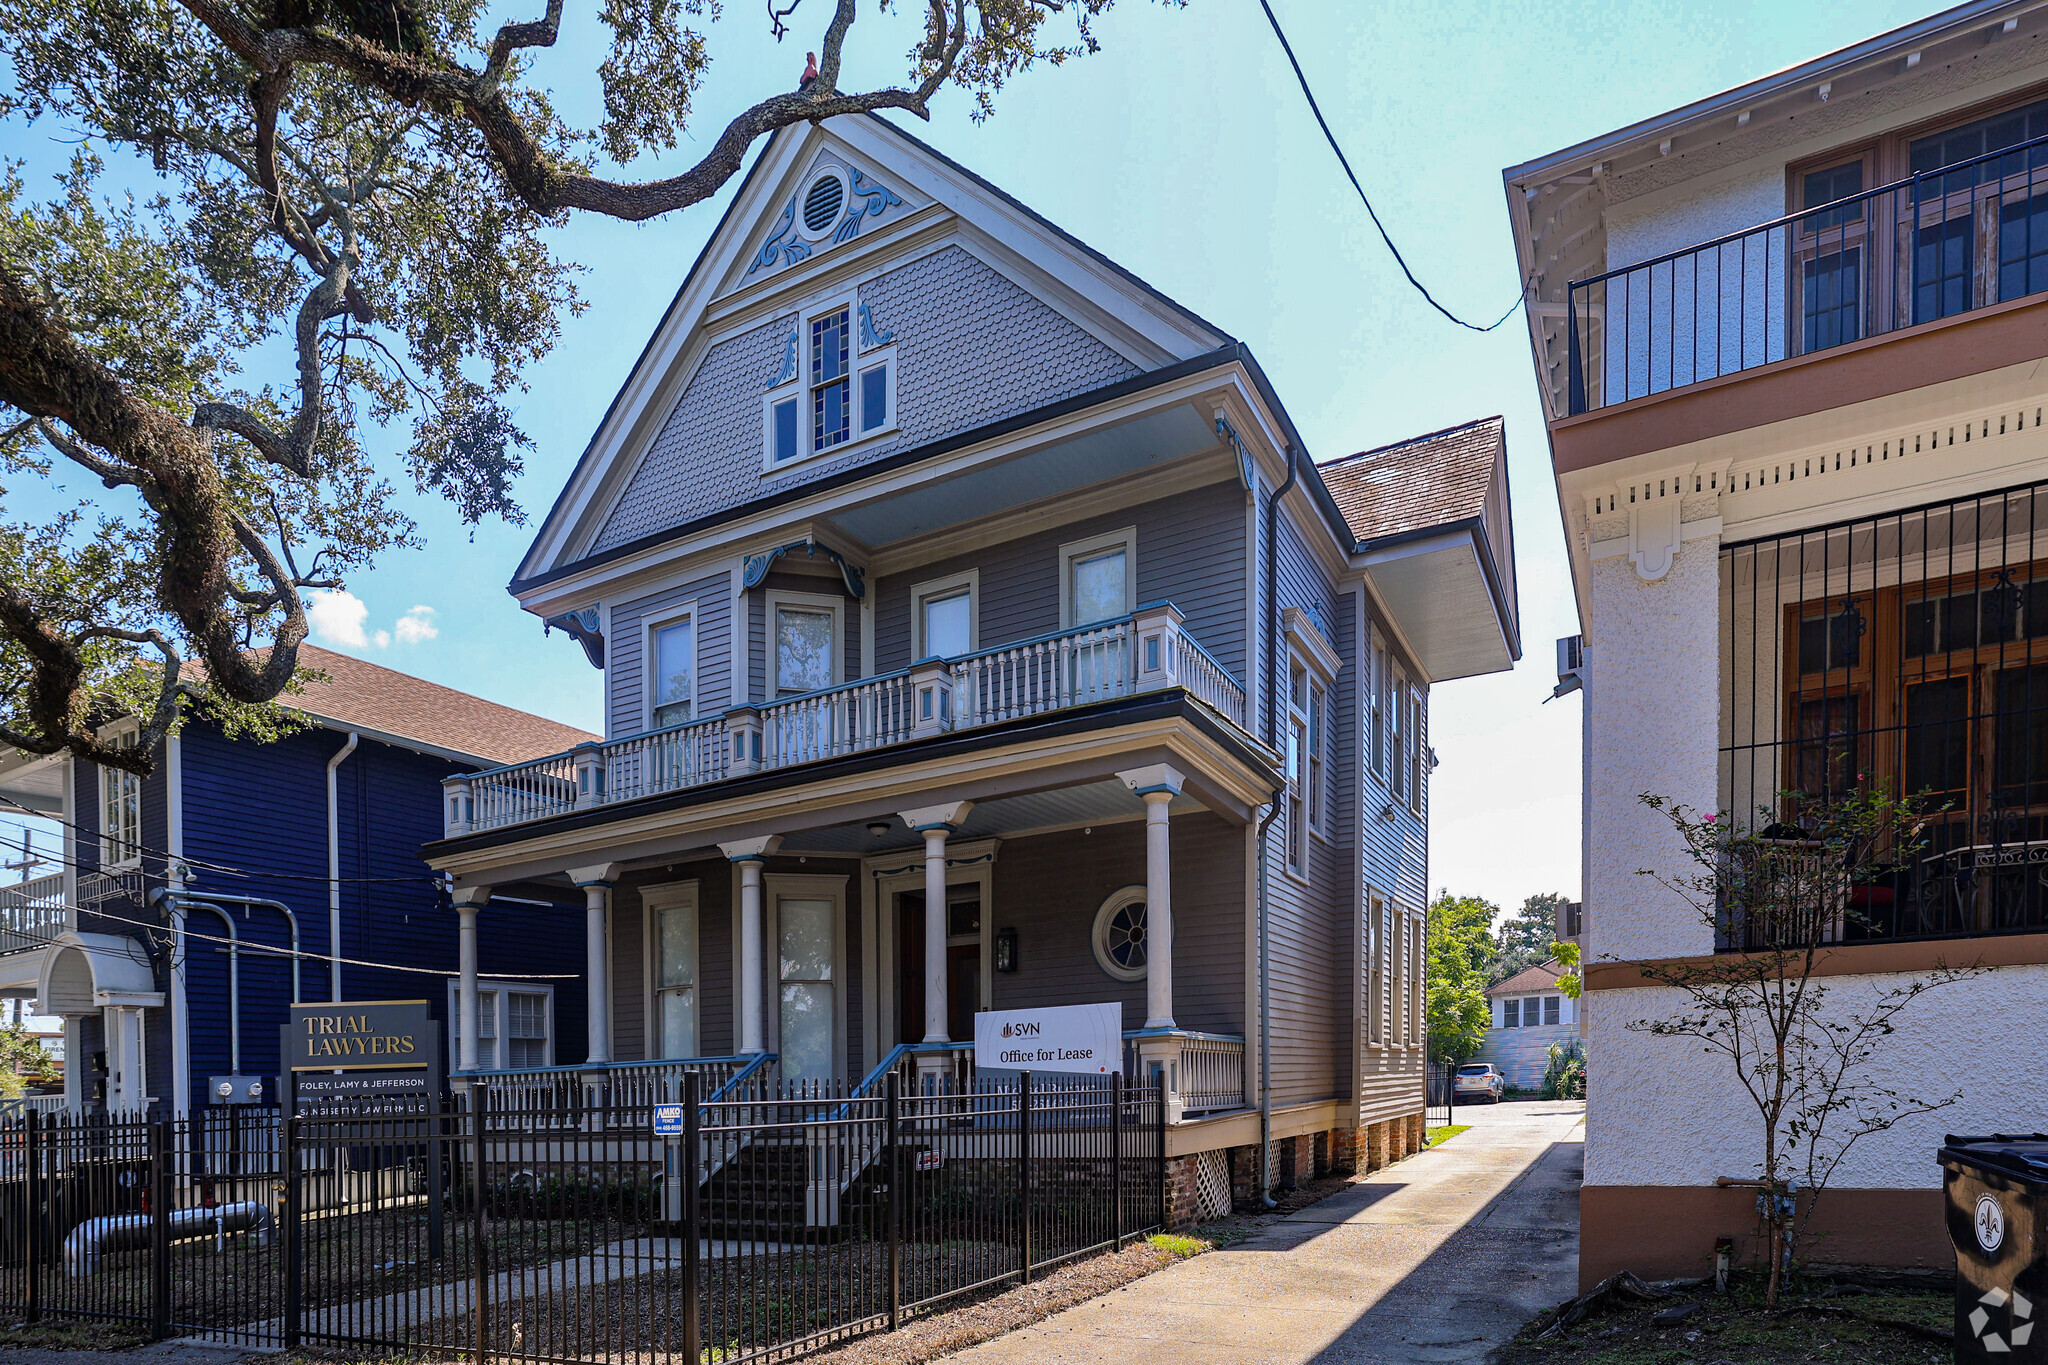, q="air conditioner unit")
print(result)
[1547,635,1585,702]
